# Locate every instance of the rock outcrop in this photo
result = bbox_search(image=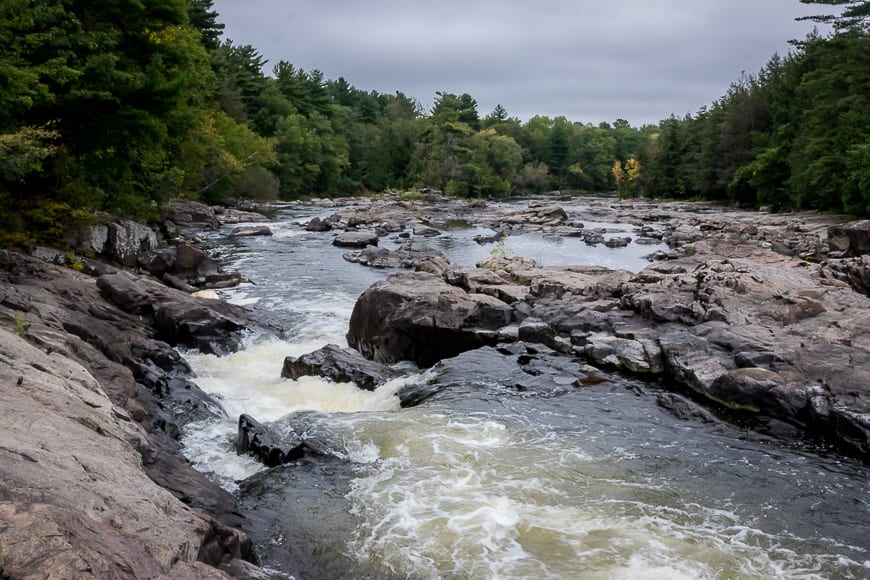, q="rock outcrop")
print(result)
[0,249,270,577]
[346,227,870,457]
